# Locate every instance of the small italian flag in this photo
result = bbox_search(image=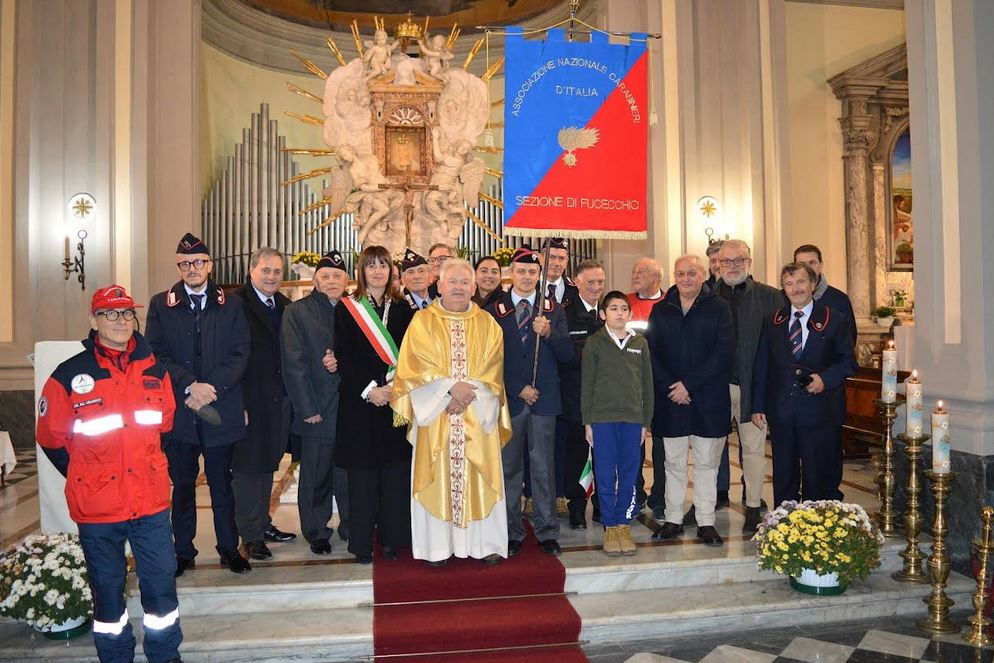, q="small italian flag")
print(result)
[579,449,594,498]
